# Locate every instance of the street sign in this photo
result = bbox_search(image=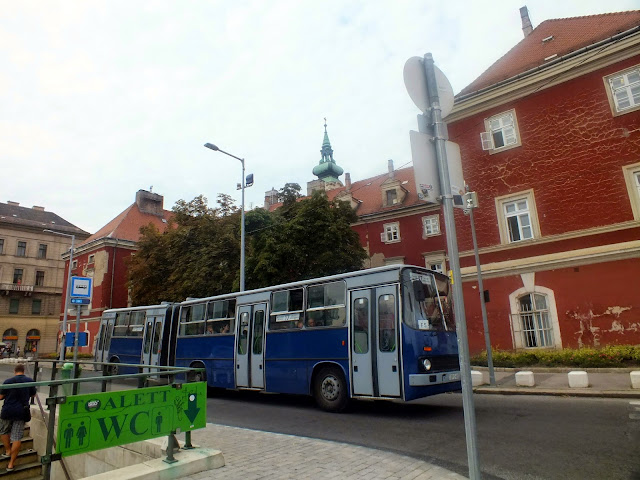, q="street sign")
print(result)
[410,130,464,203]
[56,383,206,457]
[70,298,90,305]
[70,277,92,299]
[404,56,455,118]
[65,332,88,347]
